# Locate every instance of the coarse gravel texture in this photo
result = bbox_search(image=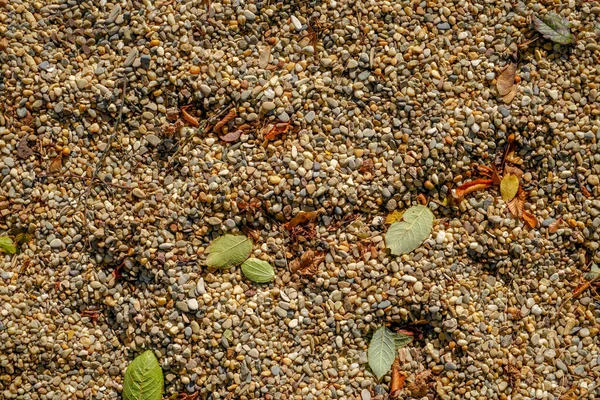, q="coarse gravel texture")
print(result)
[1,0,600,399]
